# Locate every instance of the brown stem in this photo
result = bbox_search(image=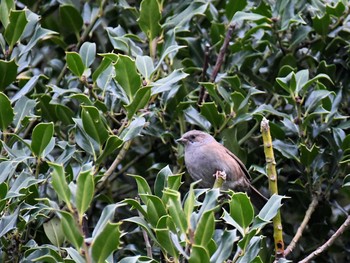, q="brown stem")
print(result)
[96,140,132,192]
[201,23,235,103]
[284,194,319,257]
[298,215,350,263]
[198,43,210,104]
